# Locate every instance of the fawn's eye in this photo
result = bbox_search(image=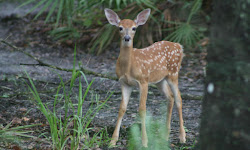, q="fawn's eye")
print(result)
[132,27,136,31]
[119,27,123,31]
